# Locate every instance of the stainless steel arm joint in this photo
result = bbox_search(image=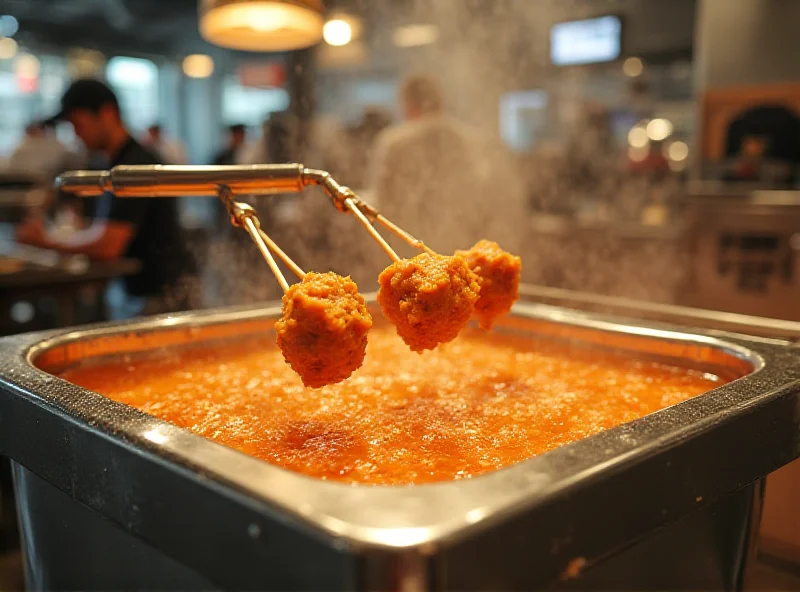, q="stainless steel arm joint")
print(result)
[216,184,258,229]
[302,168,378,219]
